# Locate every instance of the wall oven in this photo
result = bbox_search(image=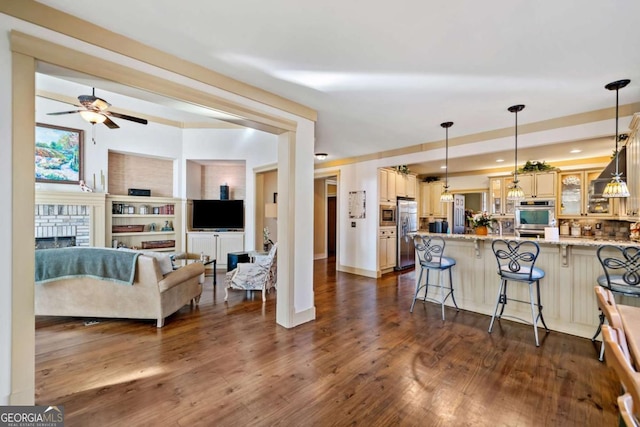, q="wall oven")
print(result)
[515,200,555,237]
[380,204,397,226]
